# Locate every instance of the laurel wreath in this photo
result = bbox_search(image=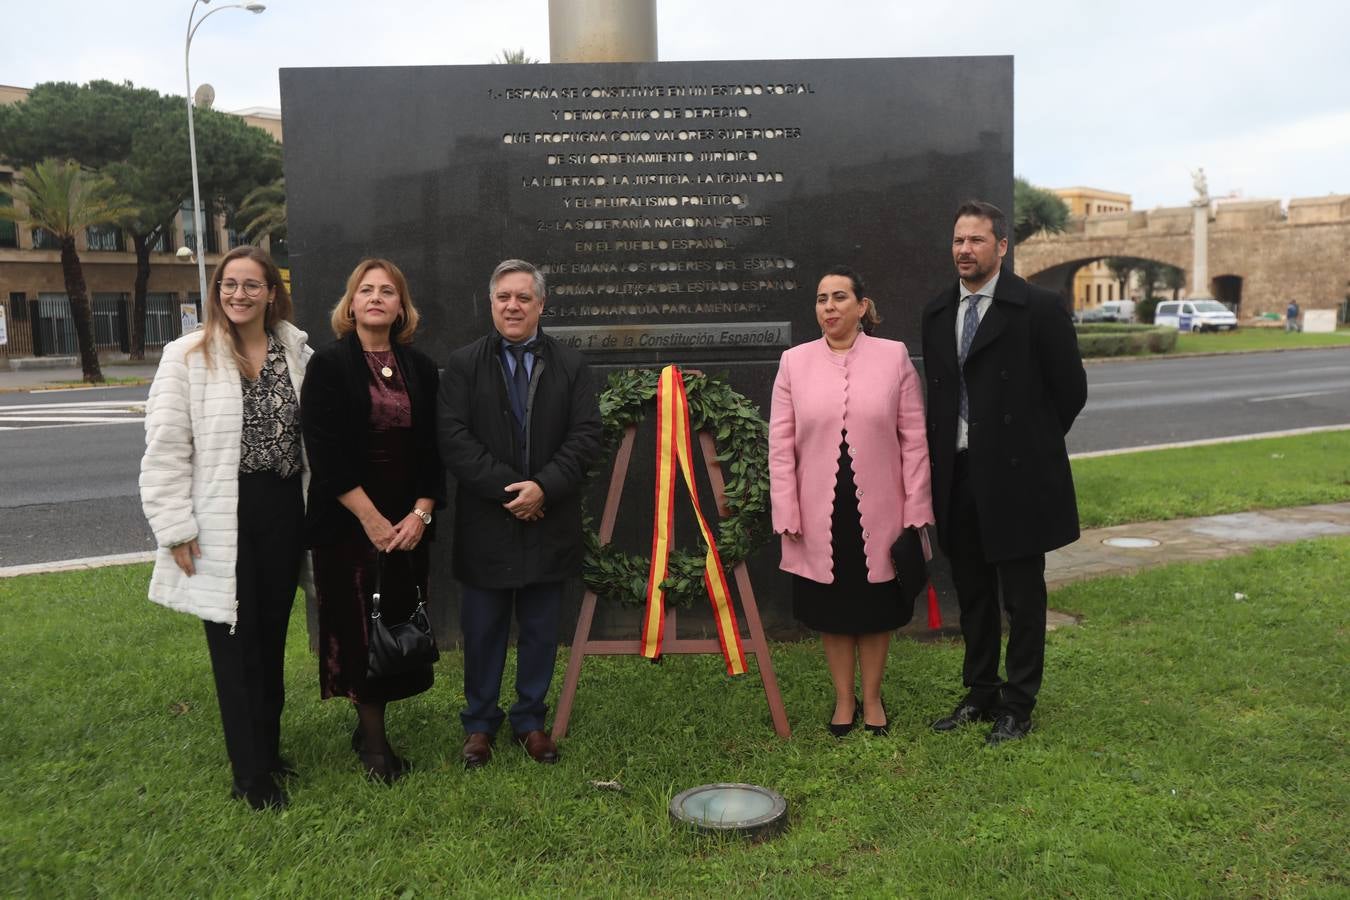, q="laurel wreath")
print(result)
[581,368,772,608]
